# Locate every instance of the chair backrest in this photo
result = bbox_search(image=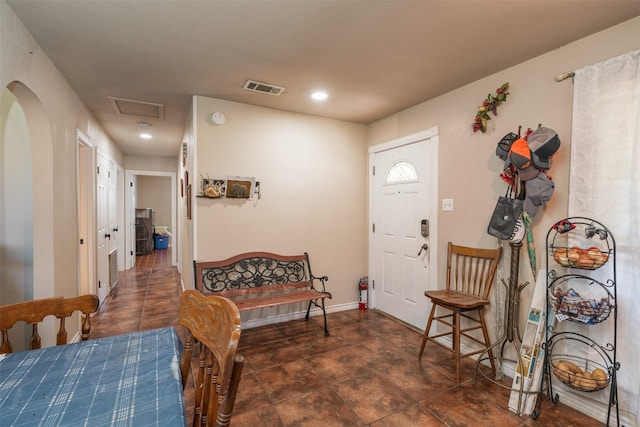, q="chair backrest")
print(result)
[179,290,243,427]
[0,294,99,354]
[445,242,502,300]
